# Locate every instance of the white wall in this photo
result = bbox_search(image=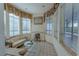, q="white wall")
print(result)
[0,3,5,56]
[4,11,9,37]
[31,18,45,41]
[33,13,43,17]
